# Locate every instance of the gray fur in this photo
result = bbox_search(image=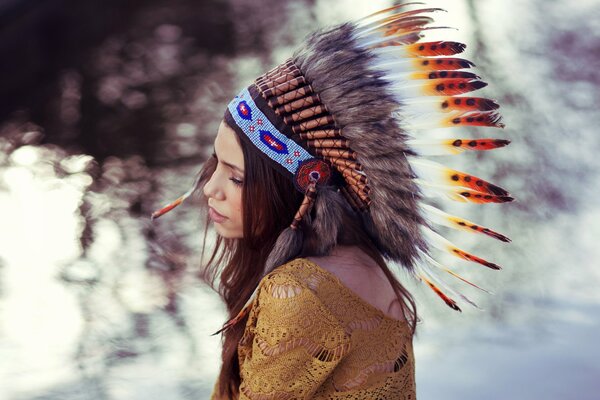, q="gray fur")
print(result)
[264,226,304,276]
[311,186,348,254]
[291,23,429,271]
